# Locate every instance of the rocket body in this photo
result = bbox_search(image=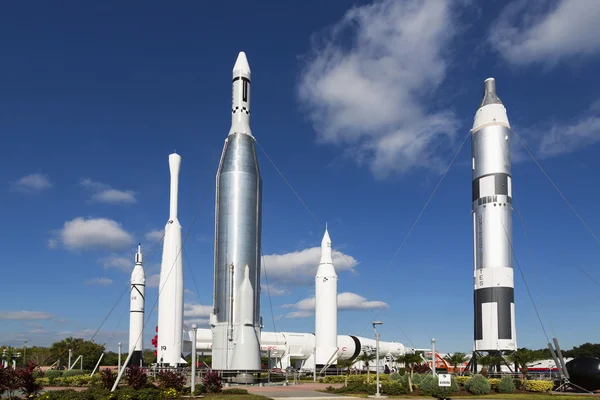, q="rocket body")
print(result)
[210,51,262,371]
[157,153,186,366]
[471,78,517,352]
[315,228,338,366]
[128,244,145,367]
